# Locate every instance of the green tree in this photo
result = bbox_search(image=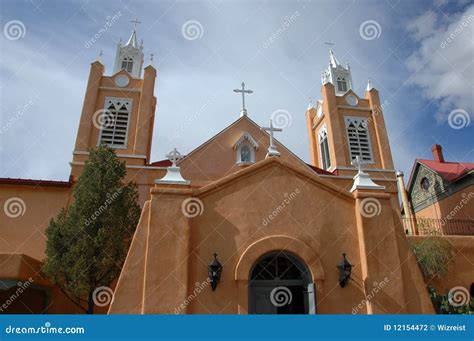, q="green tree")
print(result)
[42,145,140,314]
